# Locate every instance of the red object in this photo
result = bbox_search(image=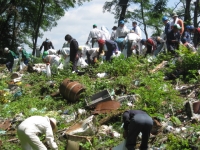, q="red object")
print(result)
[147,38,156,50]
[98,39,105,46]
